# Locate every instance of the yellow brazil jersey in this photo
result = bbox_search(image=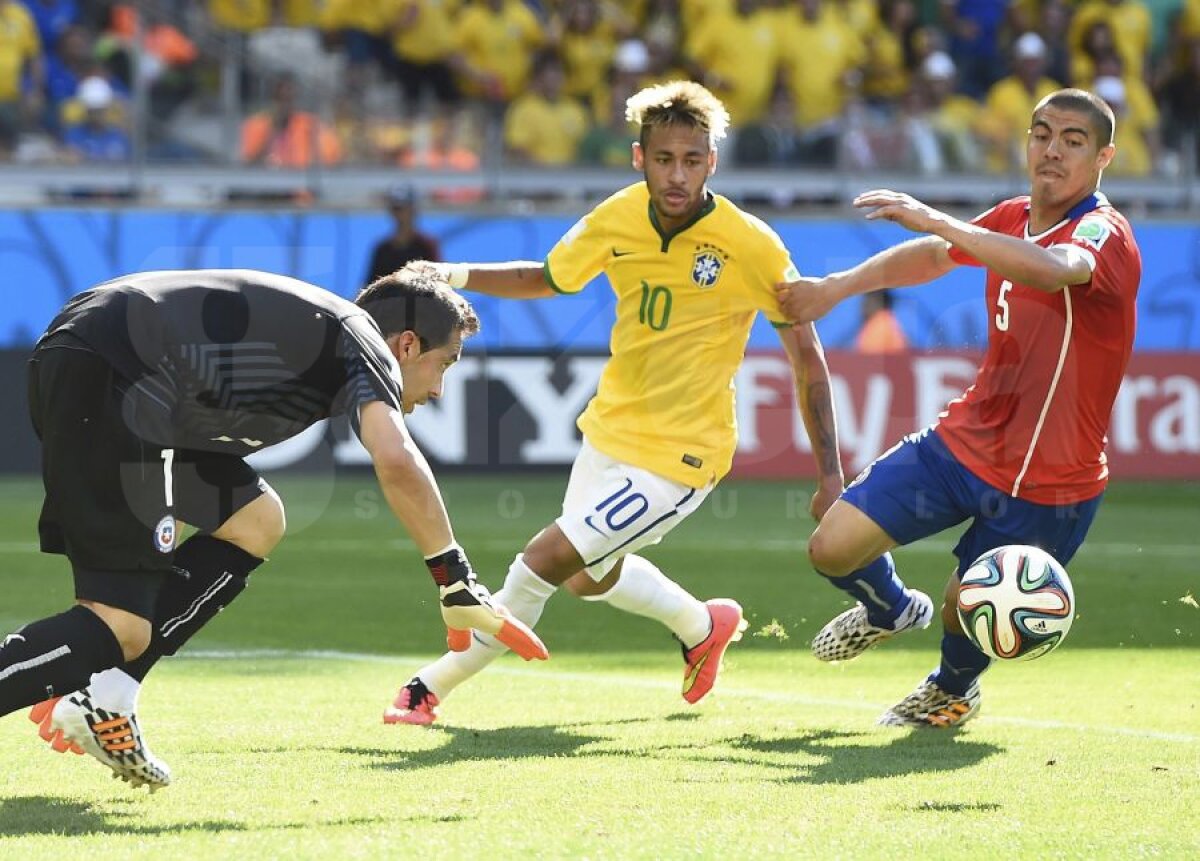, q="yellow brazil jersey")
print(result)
[543,183,797,487]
